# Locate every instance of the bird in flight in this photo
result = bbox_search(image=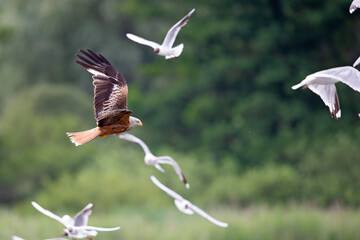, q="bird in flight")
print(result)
[31,202,120,239]
[350,0,360,13]
[291,56,360,119]
[12,236,25,240]
[150,176,228,228]
[126,8,195,59]
[13,236,67,240]
[118,133,189,188]
[67,49,142,146]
